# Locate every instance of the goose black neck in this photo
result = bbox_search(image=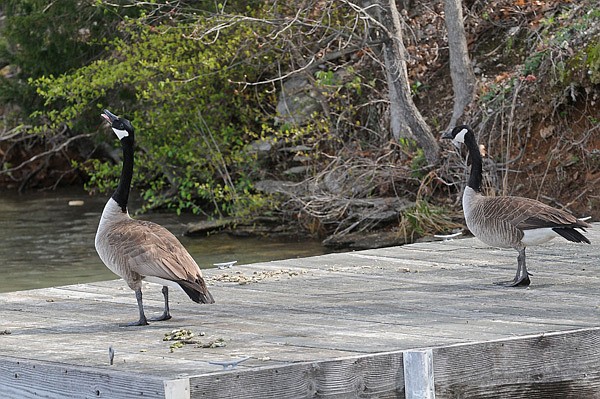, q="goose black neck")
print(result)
[112,137,134,212]
[464,131,482,192]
